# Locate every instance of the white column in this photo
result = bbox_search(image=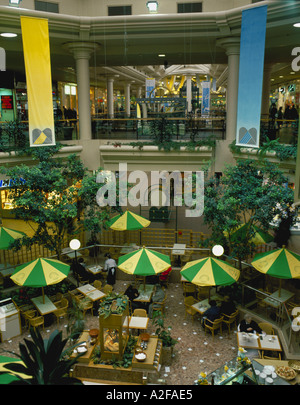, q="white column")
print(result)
[65,42,98,141]
[124,82,131,117]
[137,86,142,99]
[217,38,240,142]
[107,77,114,118]
[186,75,192,113]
